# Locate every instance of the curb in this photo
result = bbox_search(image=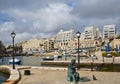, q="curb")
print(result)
[1,66,20,84]
[1,66,31,84]
[31,66,67,71]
